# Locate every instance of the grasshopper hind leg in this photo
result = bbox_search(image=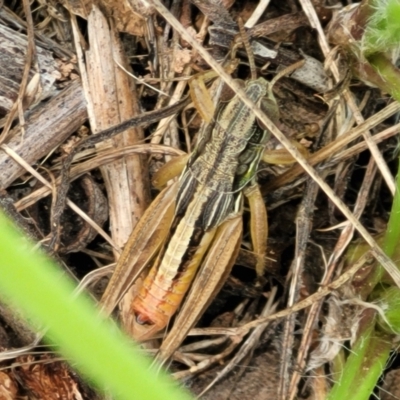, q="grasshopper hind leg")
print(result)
[244,183,268,279]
